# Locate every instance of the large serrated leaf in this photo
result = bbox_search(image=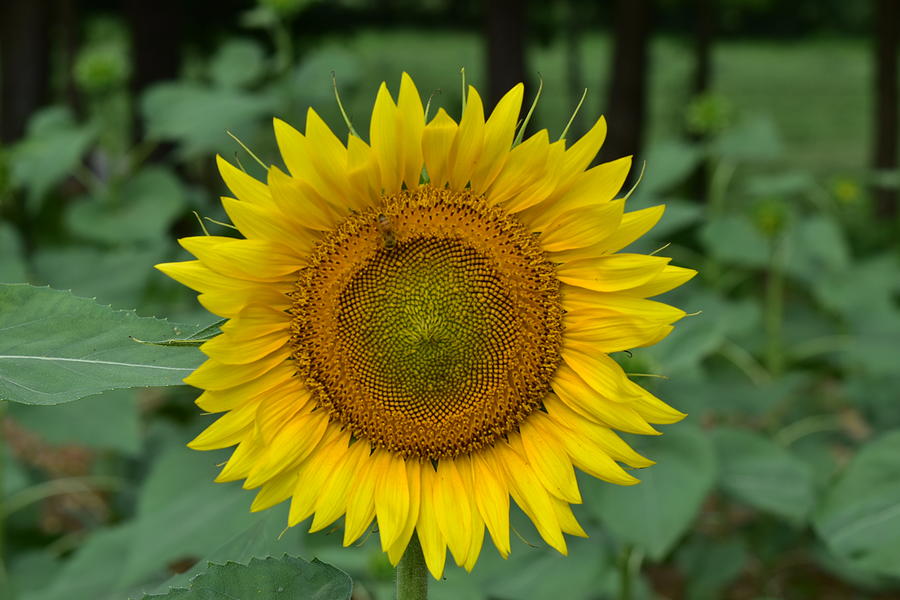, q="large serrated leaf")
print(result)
[0,284,202,405]
[814,430,900,577]
[140,556,352,600]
